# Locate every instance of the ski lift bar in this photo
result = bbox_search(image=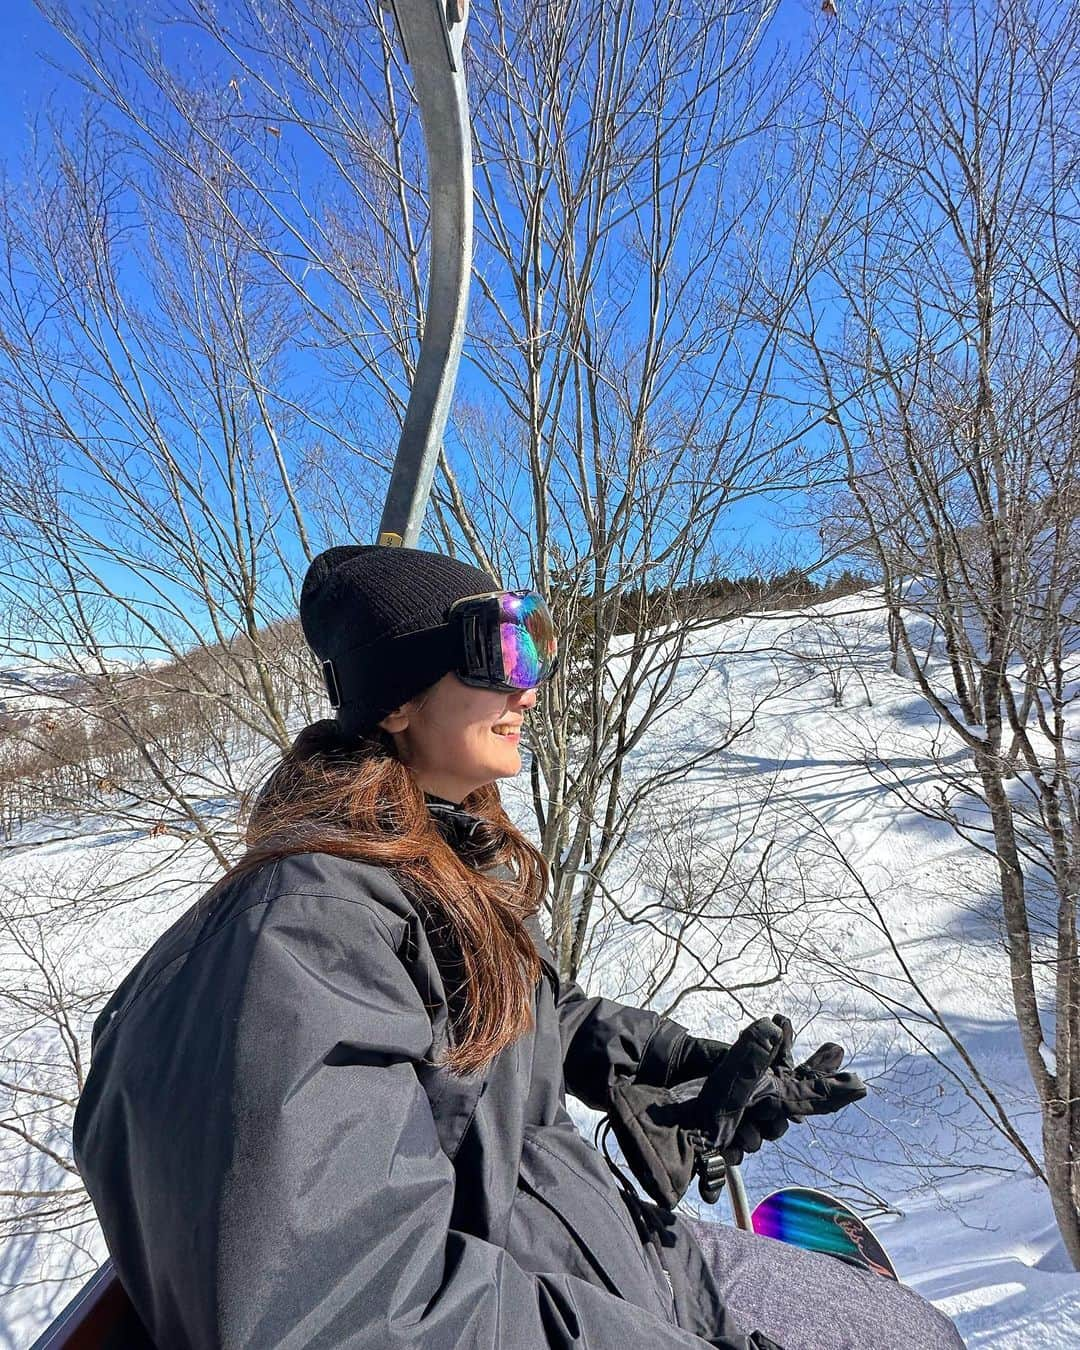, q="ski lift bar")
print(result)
[376,0,473,548]
[28,1257,150,1349]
